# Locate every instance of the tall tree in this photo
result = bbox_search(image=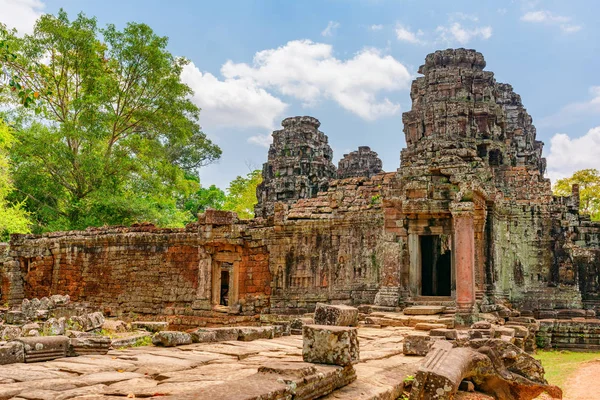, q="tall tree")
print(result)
[553,169,600,221]
[3,11,220,231]
[182,180,226,221]
[0,120,30,239]
[222,170,262,219]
